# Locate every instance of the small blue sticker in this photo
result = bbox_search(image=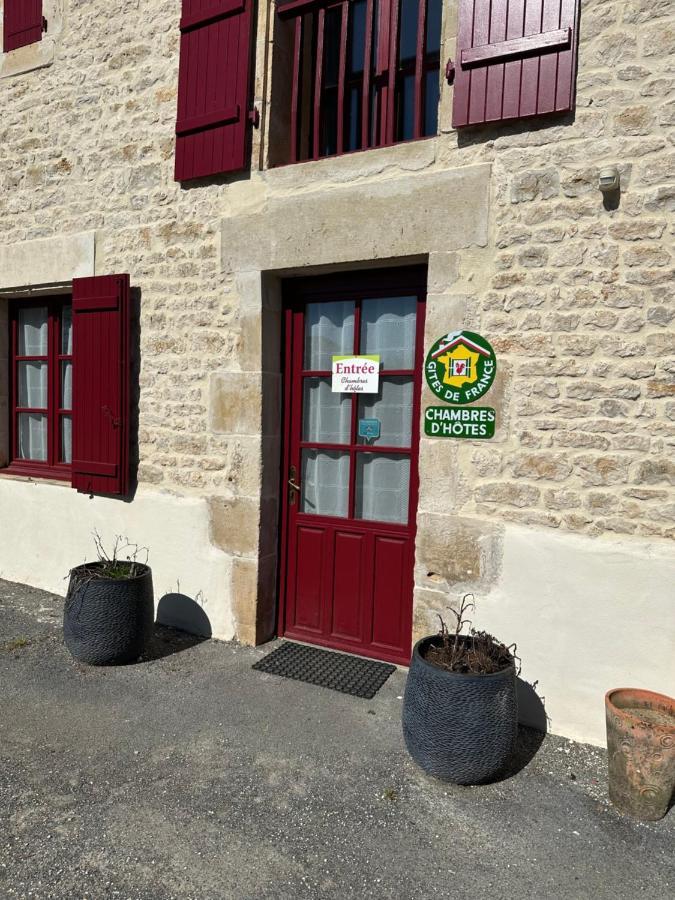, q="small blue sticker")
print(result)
[358,418,381,440]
